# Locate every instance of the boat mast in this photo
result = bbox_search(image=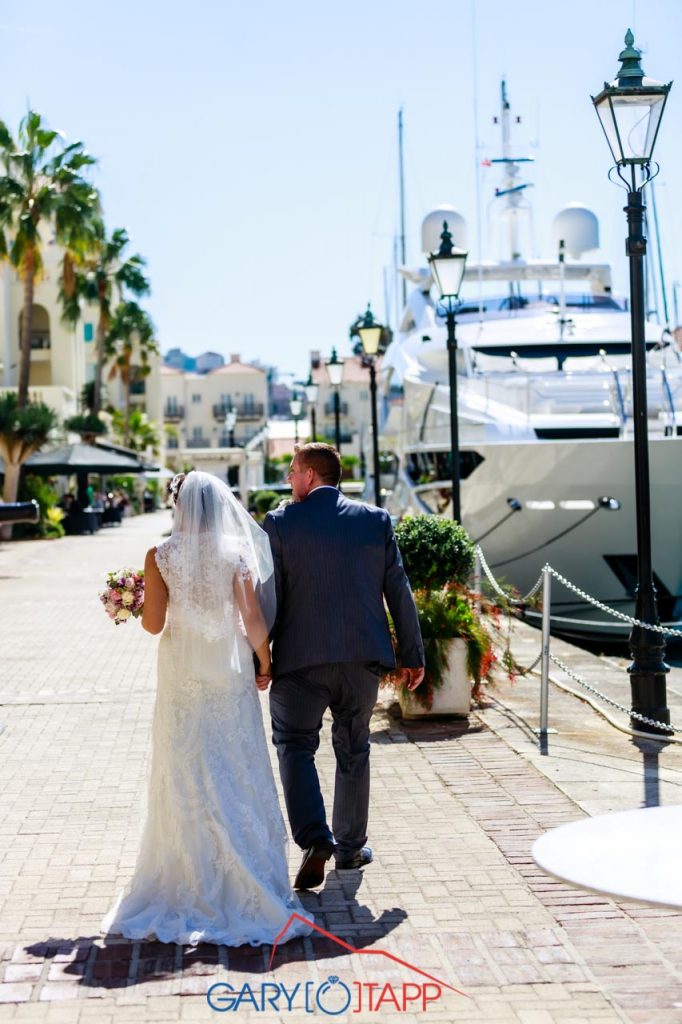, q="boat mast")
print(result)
[491,81,533,280]
[398,108,407,308]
